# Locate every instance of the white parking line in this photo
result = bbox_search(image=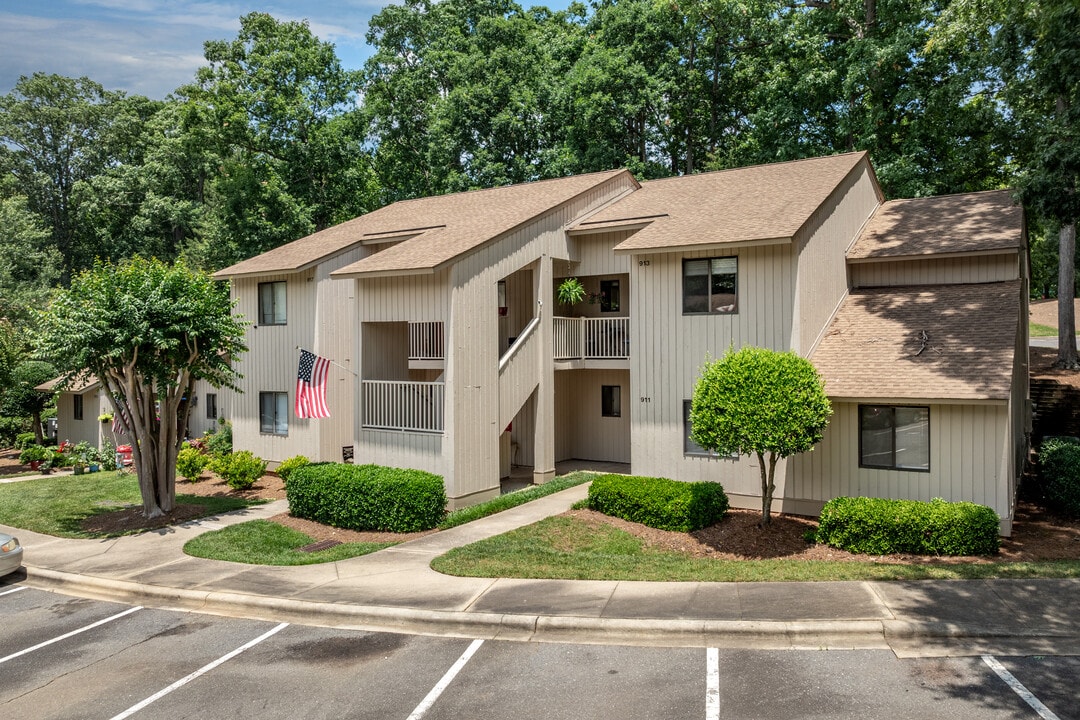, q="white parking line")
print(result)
[982,655,1061,720]
[406,639,484,720]
[0,605,143,665]
[706,647,719,720]
[109,622,289,720]
[0,586,27,597]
